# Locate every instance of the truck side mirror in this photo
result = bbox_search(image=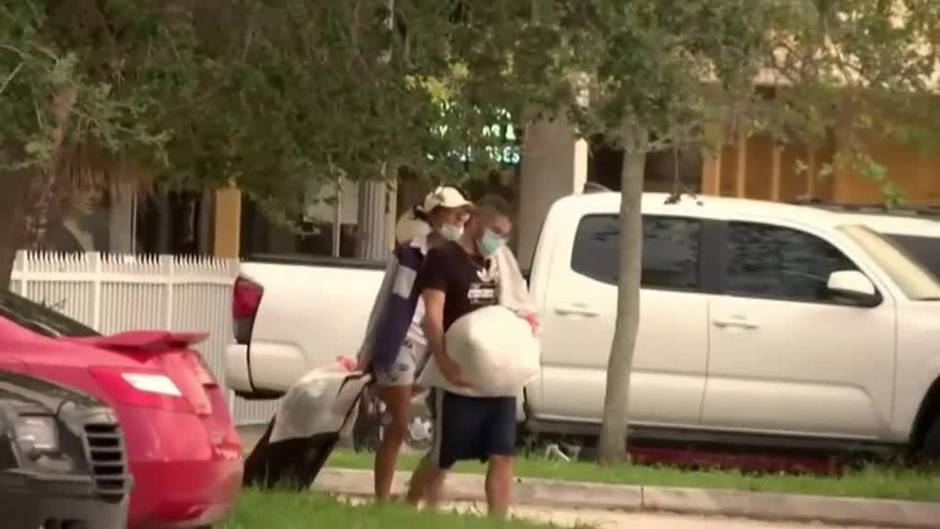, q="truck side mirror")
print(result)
[827,270,881,307]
